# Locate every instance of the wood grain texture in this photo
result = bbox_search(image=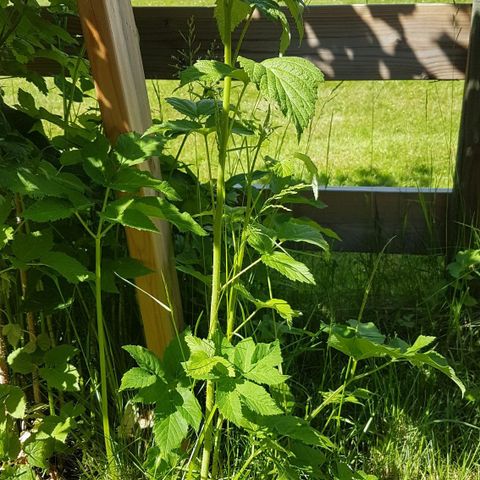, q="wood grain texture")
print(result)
[77,0,182,357]
[452,0,480,241]
[25,4,471,81]
[292,187,451,254]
